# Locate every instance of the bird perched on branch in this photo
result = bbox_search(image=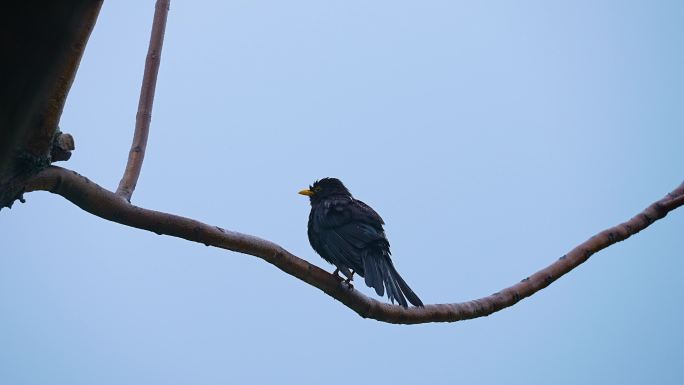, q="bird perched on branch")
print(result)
[299,178,423,308]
